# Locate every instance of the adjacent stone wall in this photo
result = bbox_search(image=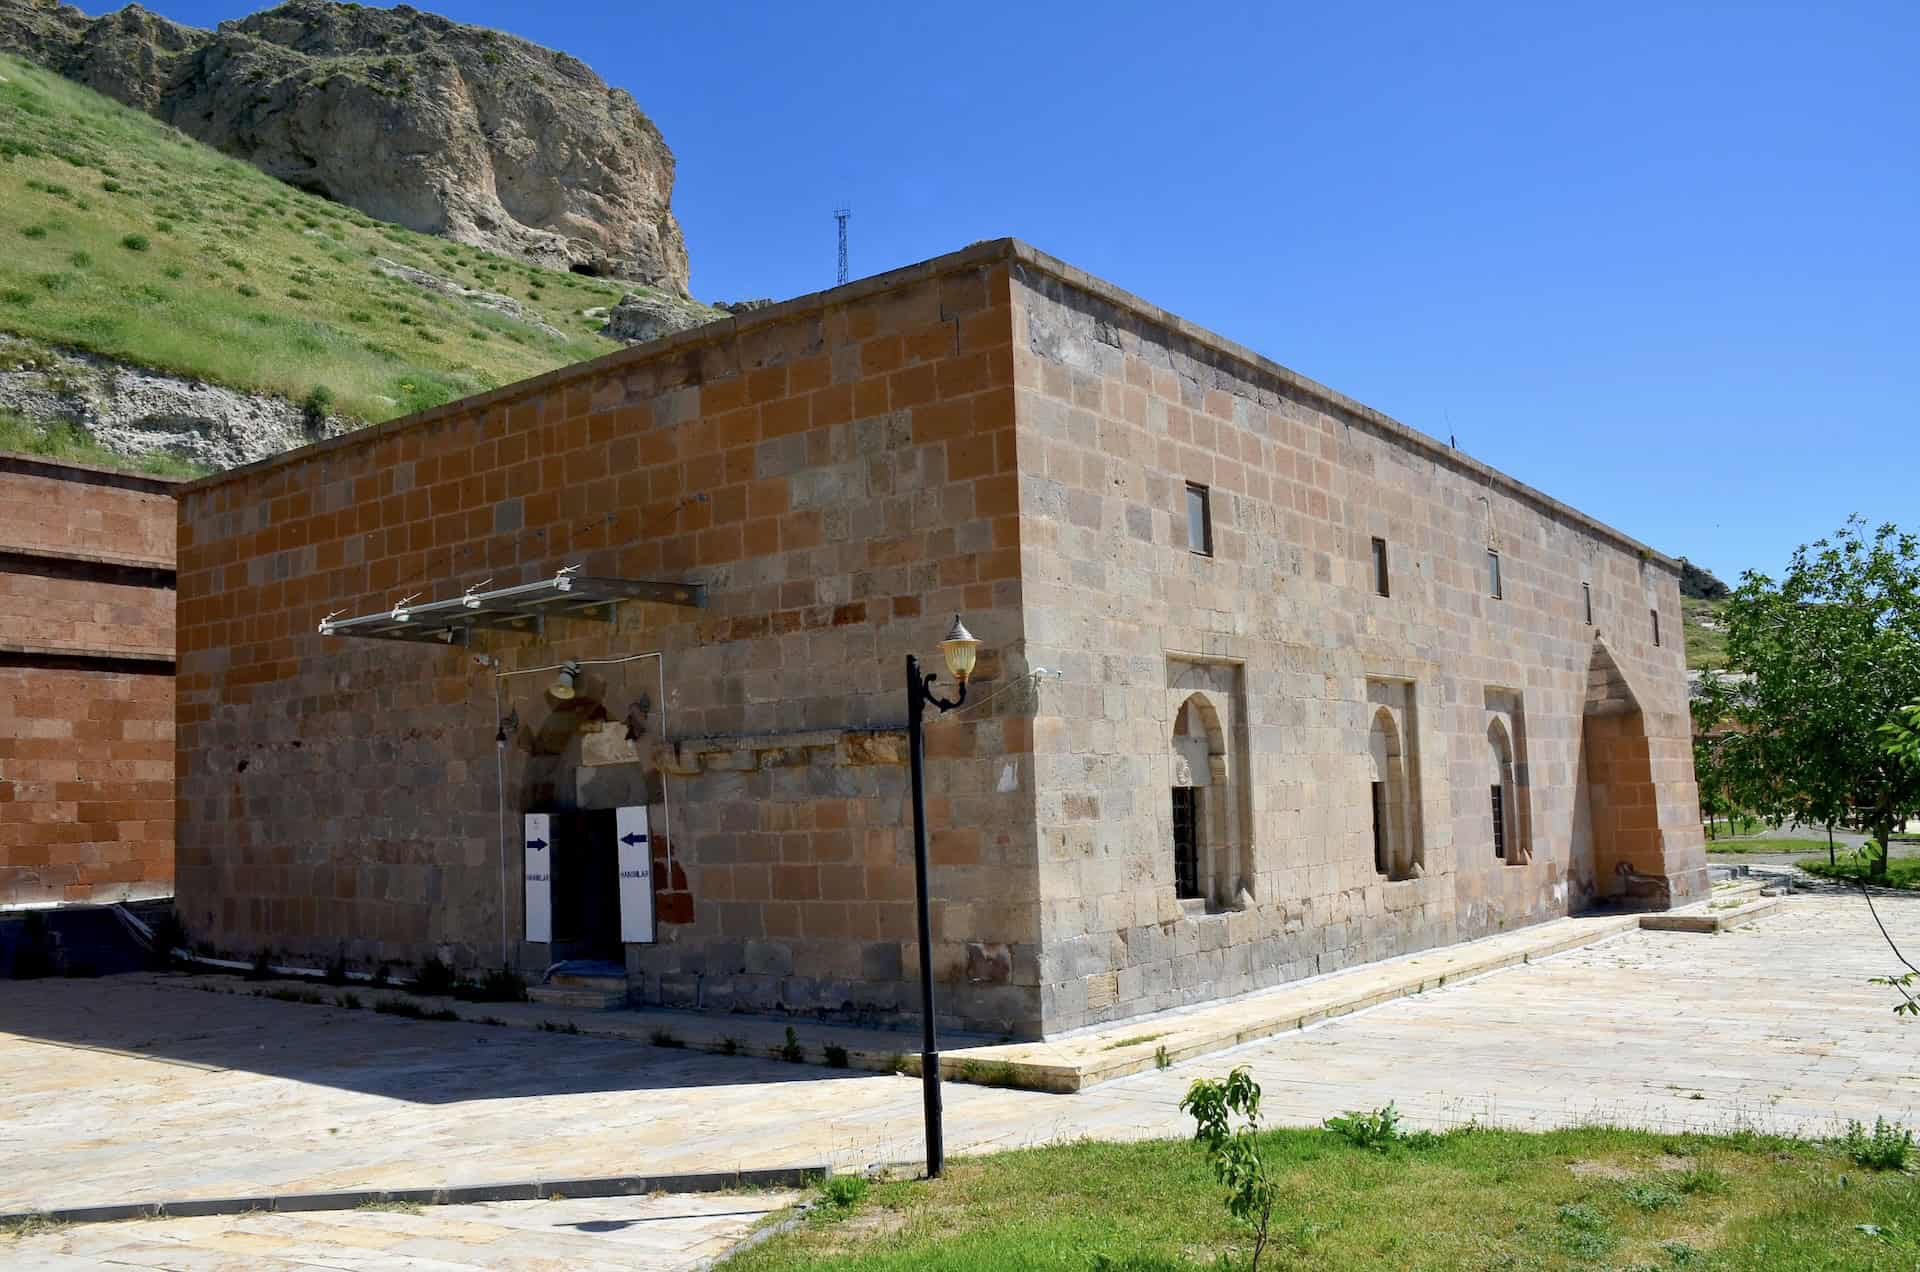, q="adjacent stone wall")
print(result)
[1005,253,1706,1033]
[174,246,1042,1035]
[0,453,177,906]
